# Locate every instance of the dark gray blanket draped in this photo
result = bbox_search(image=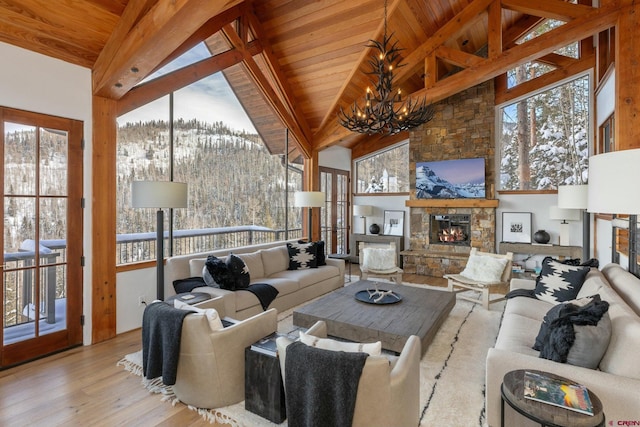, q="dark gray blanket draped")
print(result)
[285,341,367,427]
[243,283,279,310]
[142,302,191,385]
